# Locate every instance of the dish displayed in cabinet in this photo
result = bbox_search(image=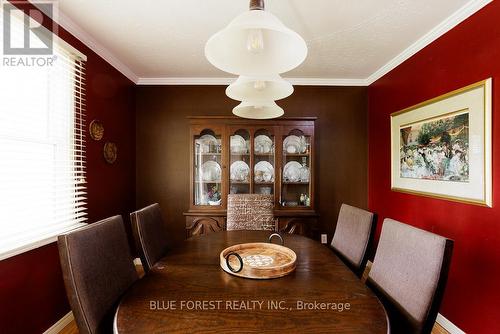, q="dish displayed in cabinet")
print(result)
[283,135,308,154]
[254,161,274,183]
[230,134,248,154]
[197,134,220,153]
[200,160,221,182]
[230,161,250,182]
[254,135,273,154]
[283,161,309,182]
